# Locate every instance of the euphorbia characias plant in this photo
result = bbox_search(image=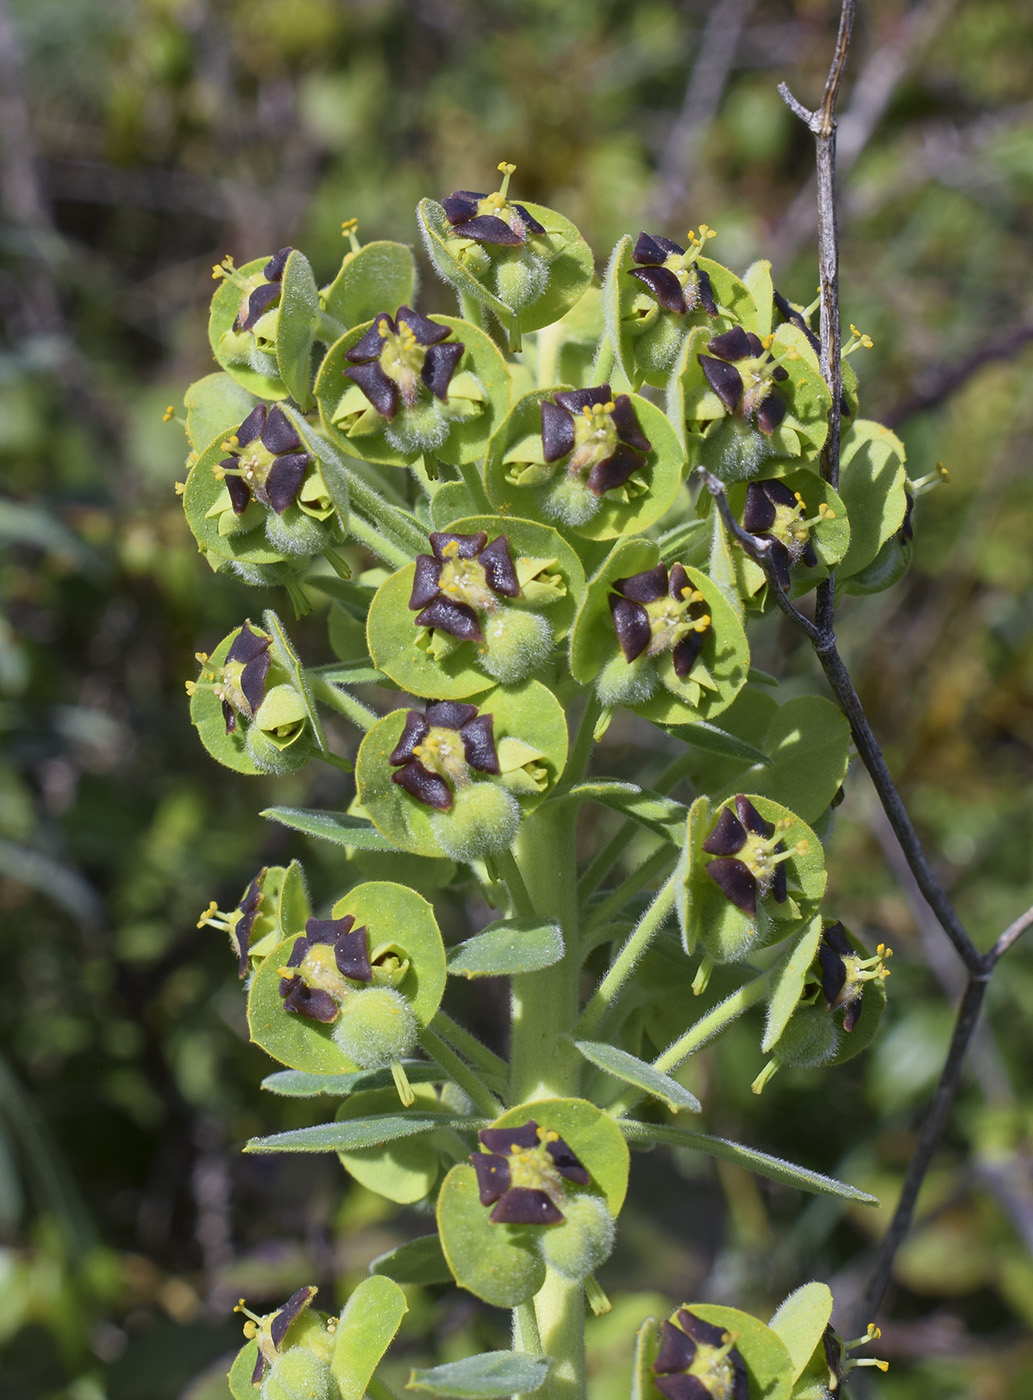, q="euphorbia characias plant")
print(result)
[170,20,933,1395]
